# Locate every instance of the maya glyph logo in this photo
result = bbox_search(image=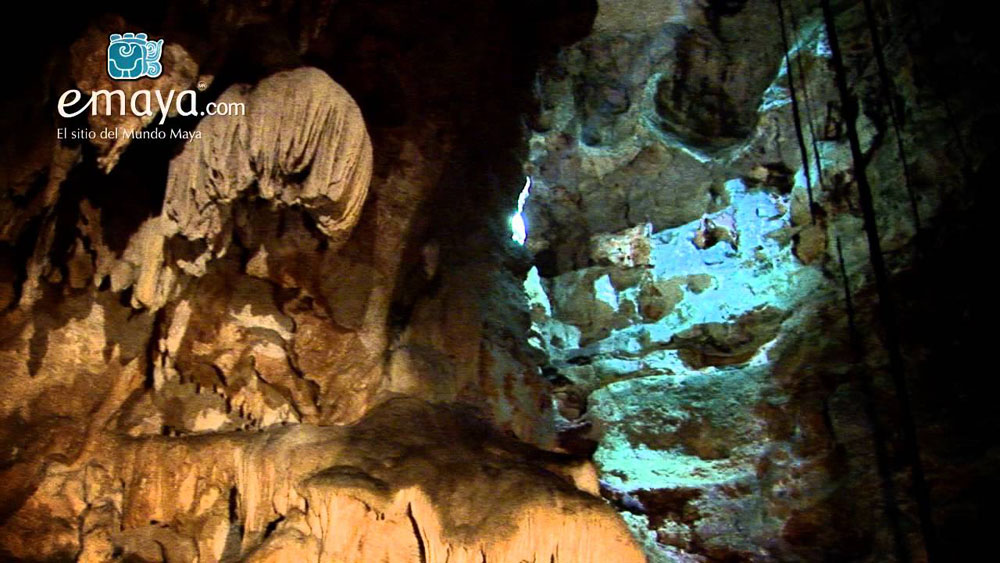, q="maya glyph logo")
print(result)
[56,30,244,137]
[107,33,163,80]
